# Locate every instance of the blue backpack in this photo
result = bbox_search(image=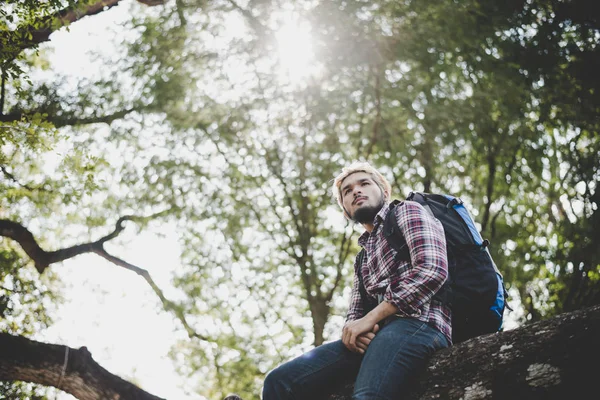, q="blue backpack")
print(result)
[356,192,508,343]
